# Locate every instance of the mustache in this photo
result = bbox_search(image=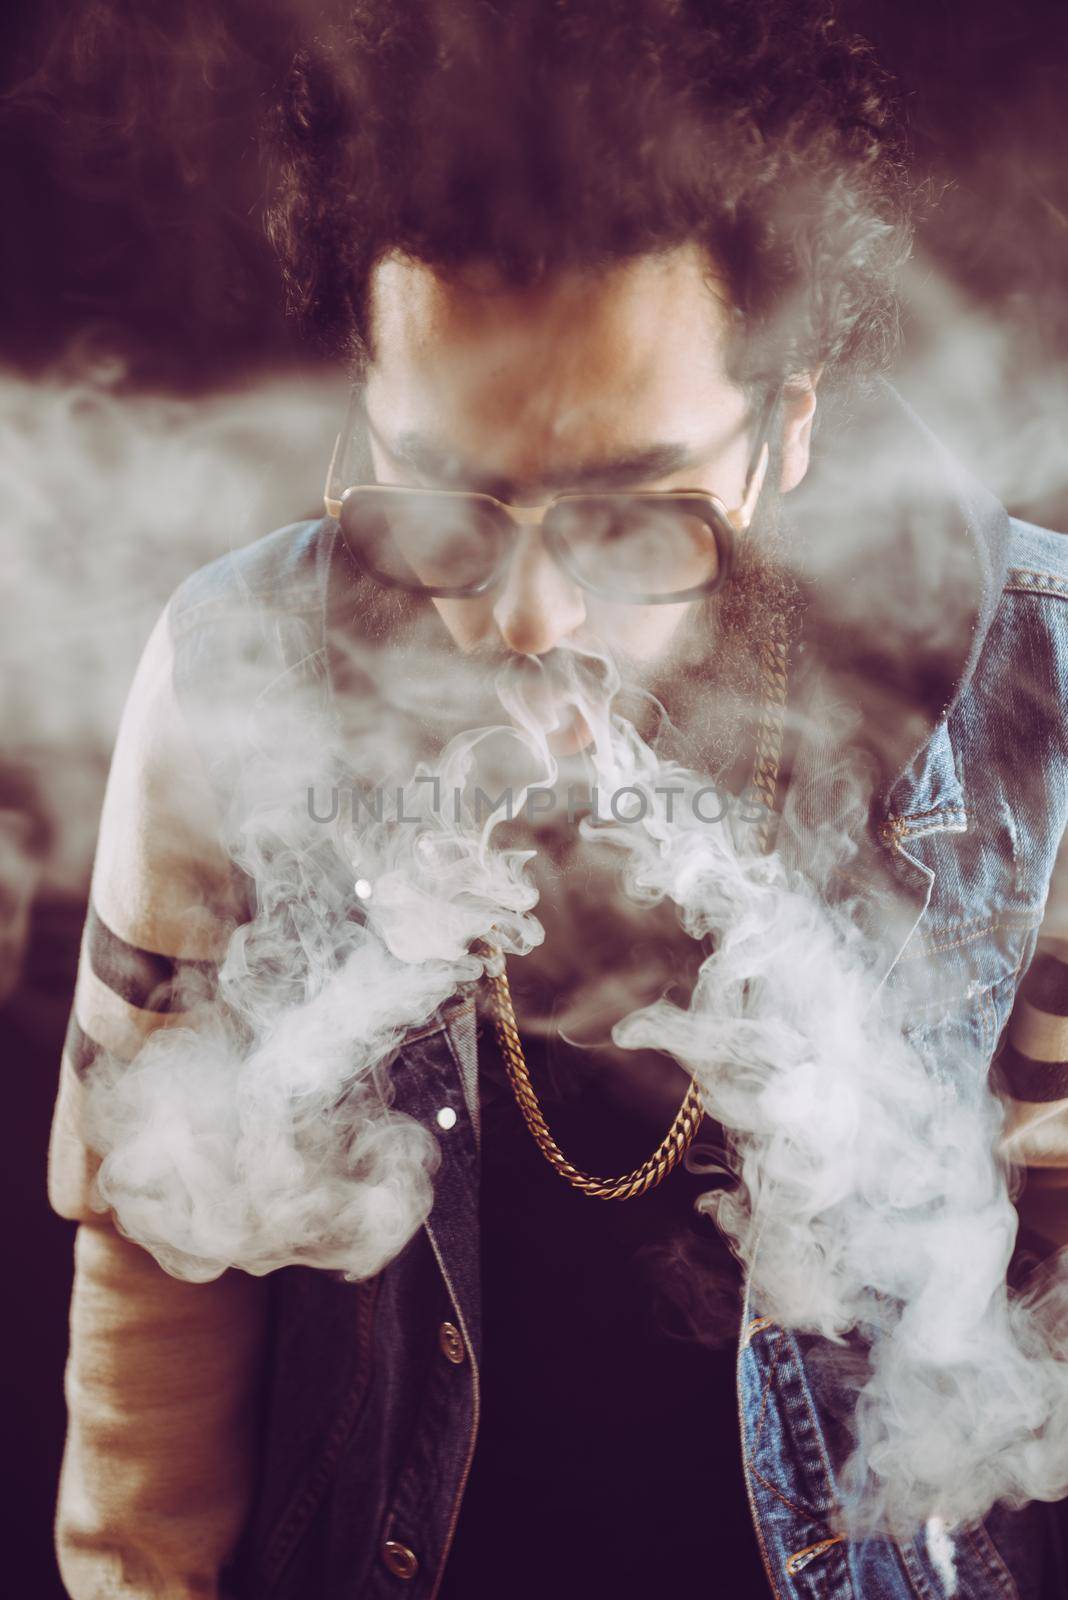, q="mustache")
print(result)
[437,639,624,742]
